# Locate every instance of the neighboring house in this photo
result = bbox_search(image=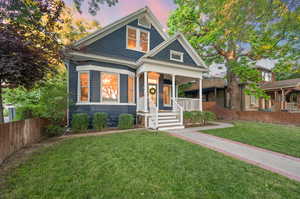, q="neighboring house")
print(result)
[64,7,207,130]
[185,66,300,112]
